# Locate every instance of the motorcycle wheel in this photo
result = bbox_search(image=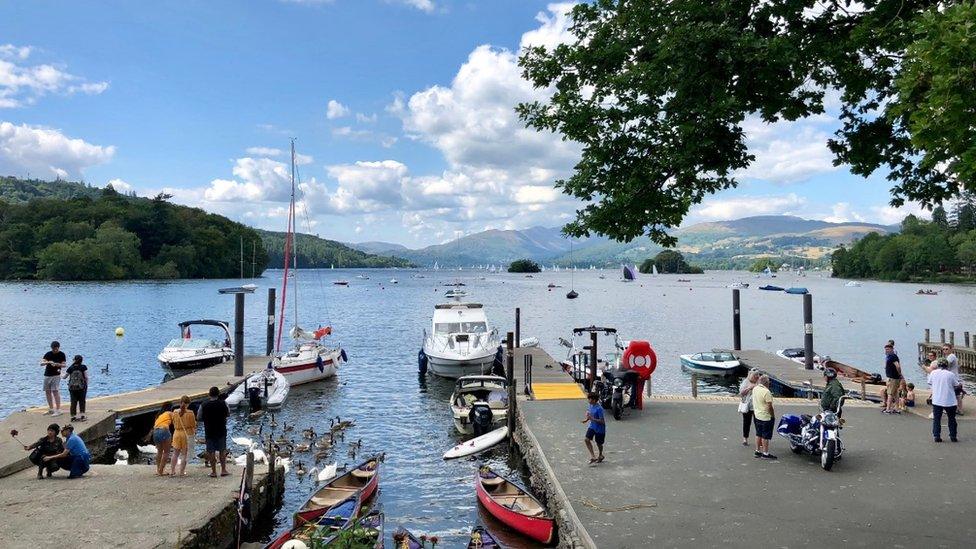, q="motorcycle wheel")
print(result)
[821,439,836,471]
[790,440,803,454]
[612,401,623,420]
